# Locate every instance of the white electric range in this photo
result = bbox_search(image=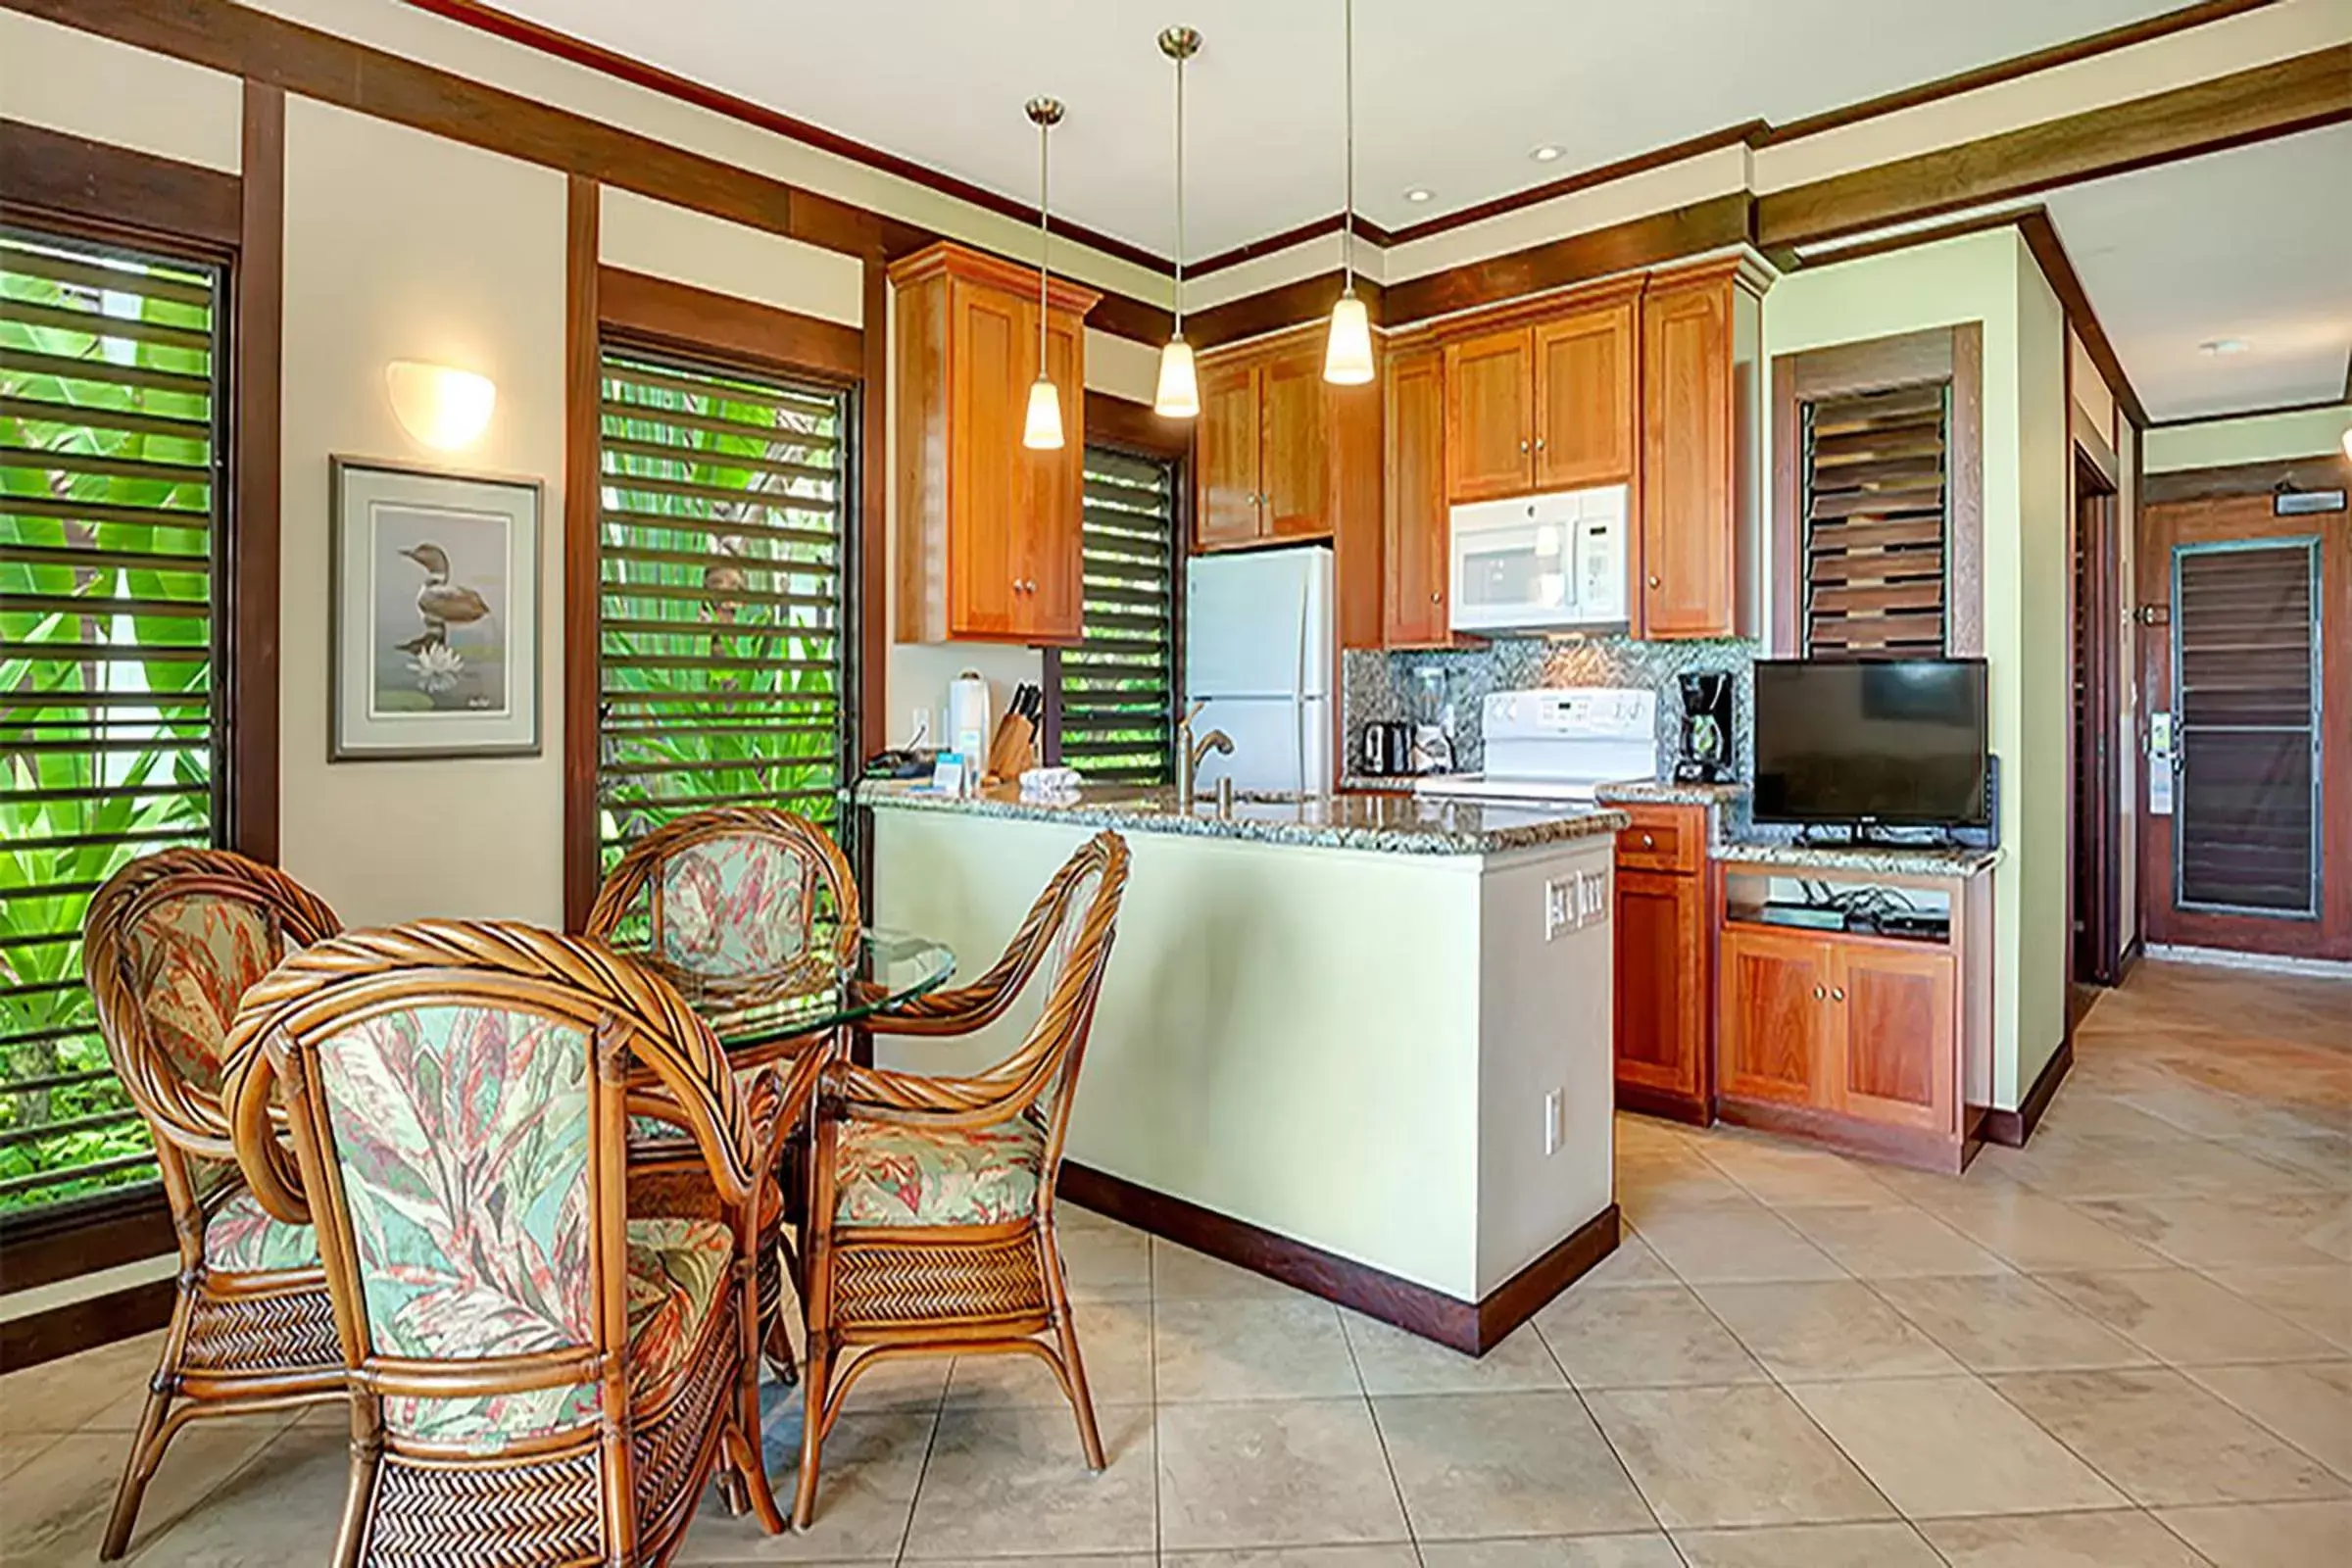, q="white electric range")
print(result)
[1410,688,1658,807]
